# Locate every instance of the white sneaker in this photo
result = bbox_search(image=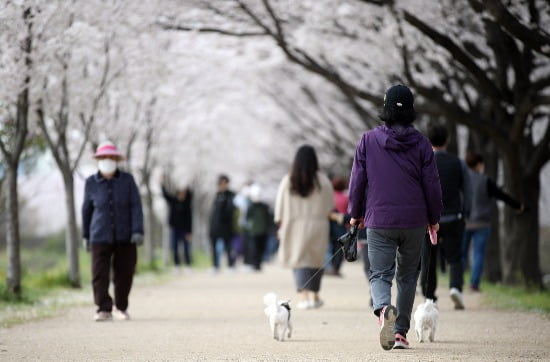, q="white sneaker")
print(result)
[296,300,311,310]
[310,299,324,309]
[449,288,465,310]
[94,311,112,322]
[113,309,130,321]
[241,264,254,273]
